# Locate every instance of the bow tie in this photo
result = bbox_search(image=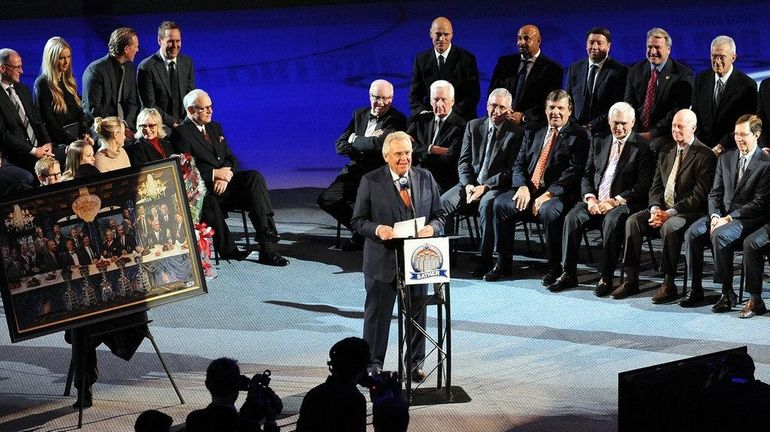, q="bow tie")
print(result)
[368,114,379,121]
